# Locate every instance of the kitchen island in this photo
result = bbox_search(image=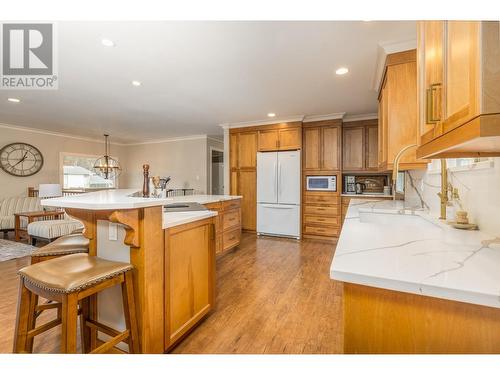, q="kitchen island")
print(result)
[42,189,242,353]
[331,199,500,353]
